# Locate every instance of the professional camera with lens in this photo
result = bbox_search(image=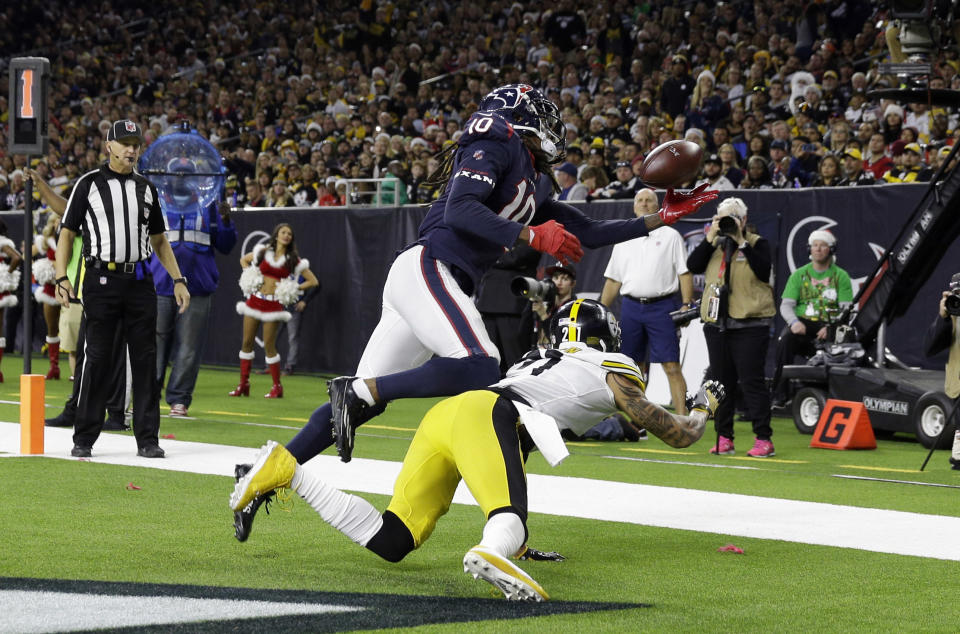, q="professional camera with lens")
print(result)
[511,276,557,303]
[717,215,740,237]
[945,272,960,316]
[669,299,702,327]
